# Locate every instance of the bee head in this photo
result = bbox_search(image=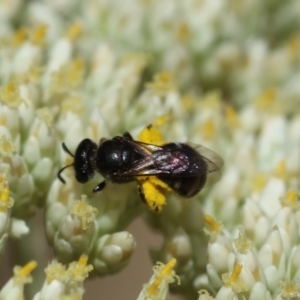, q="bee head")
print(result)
[57,139,98,184]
